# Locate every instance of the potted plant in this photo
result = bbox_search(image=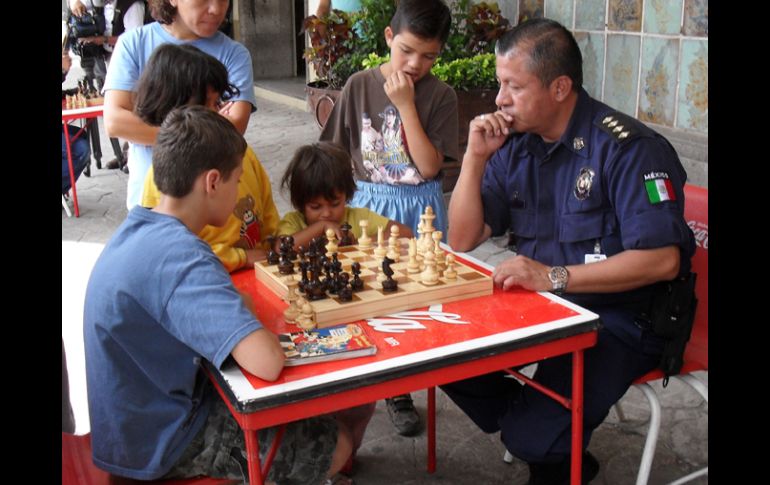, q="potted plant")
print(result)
[301,8,358,128]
